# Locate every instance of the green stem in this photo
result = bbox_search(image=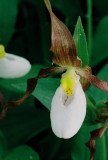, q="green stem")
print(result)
[87,0,92,56]
[101,136,107,160]
[95,124,107,160]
